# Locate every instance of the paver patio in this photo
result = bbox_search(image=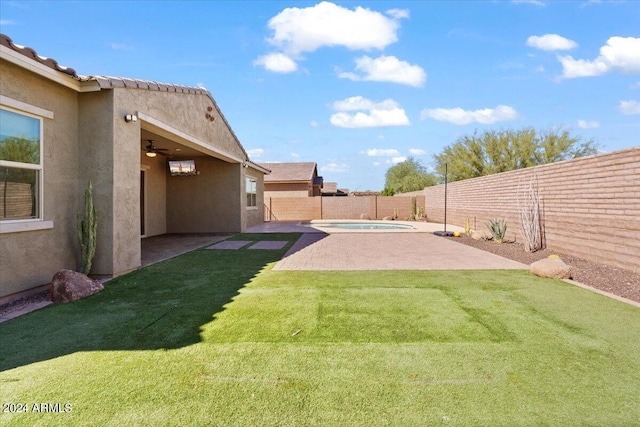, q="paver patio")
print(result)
[274,233,527,270]
[242,222,528,271]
